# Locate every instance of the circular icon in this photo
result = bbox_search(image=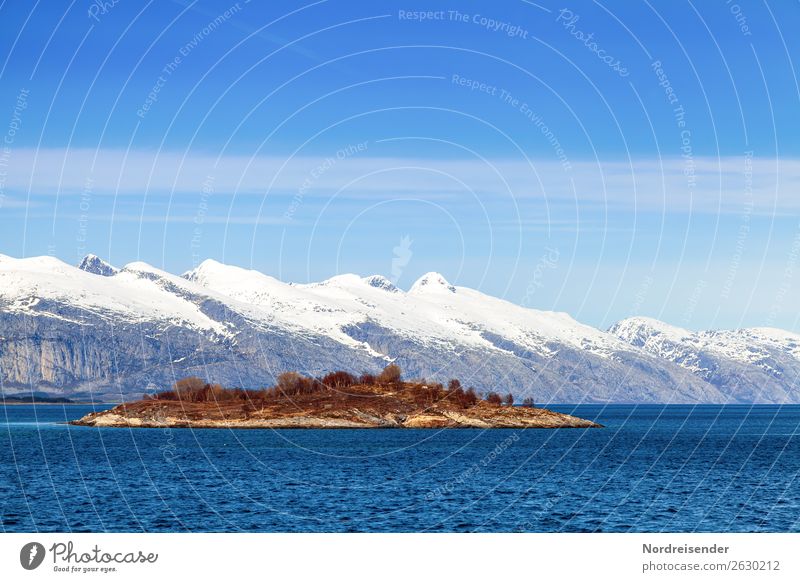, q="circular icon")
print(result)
[20,542,46,570]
